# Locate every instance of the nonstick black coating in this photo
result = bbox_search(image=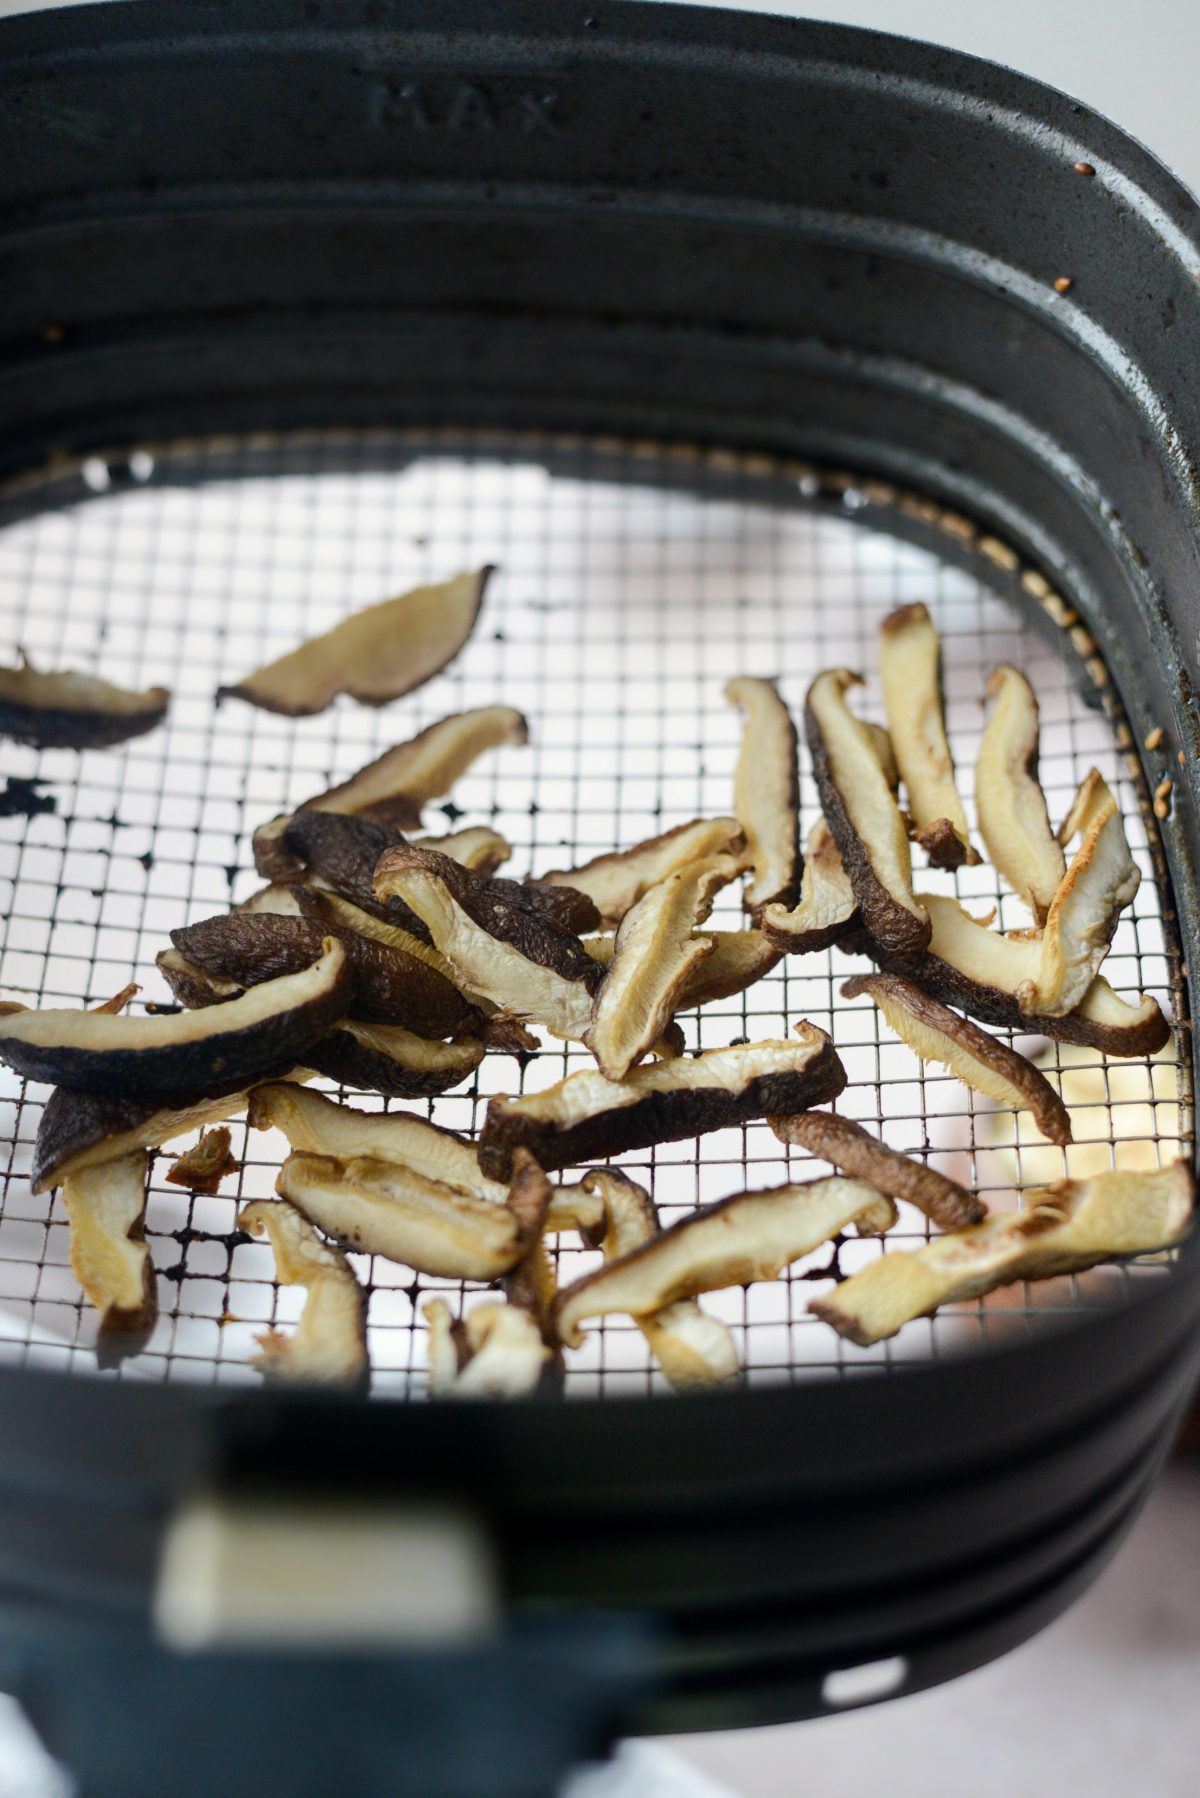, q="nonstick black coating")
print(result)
[1,1,1200,1789]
